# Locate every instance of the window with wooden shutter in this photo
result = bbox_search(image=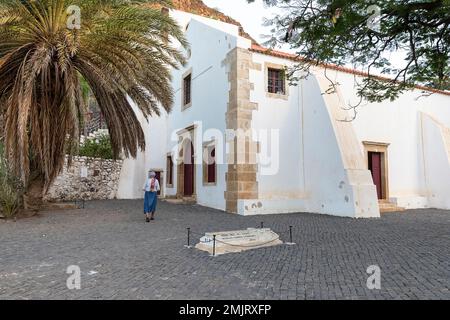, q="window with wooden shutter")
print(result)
[183,73,192,107]
[267,68,285,94]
